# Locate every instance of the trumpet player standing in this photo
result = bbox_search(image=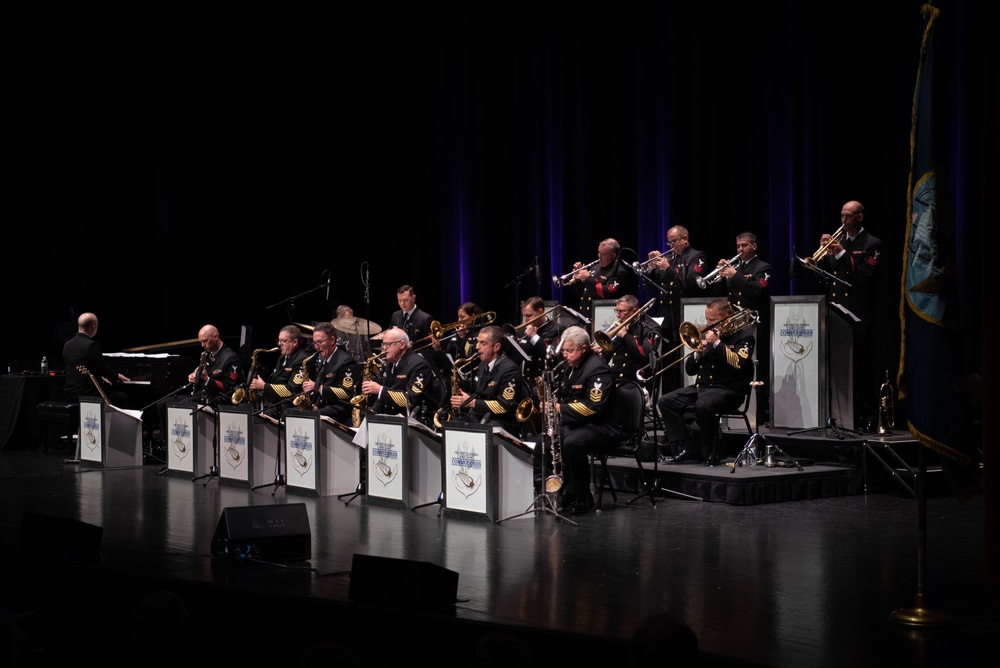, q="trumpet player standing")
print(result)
[817,200,882,427]
[657,299,755,466]
[601,295,662,386]
[300,322,359,425]
[571,238,635,324]
[646,226,708,349]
